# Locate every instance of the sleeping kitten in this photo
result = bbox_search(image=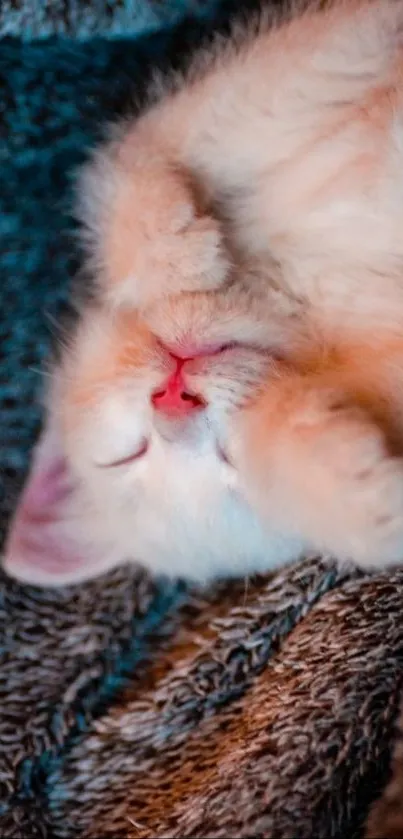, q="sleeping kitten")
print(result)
[5,0,403,587]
